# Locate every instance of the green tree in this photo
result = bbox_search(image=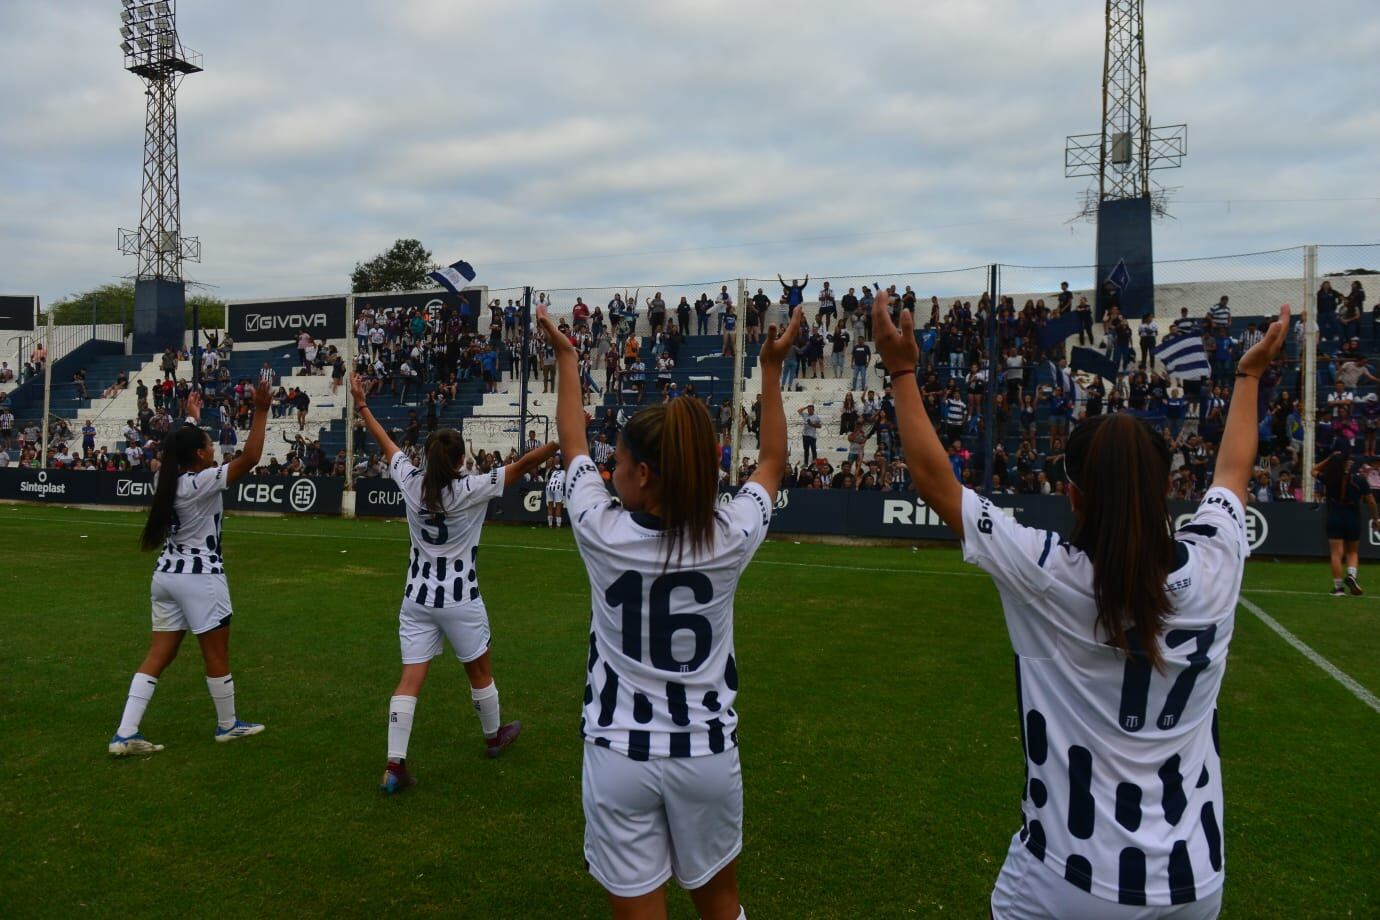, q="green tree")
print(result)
[351,239,435,293]
[45,282,225,333]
